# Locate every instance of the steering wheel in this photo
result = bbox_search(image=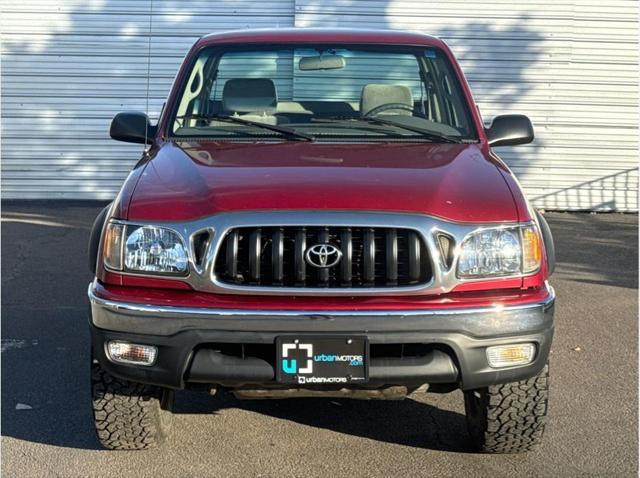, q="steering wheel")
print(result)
[363,103,414,117]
